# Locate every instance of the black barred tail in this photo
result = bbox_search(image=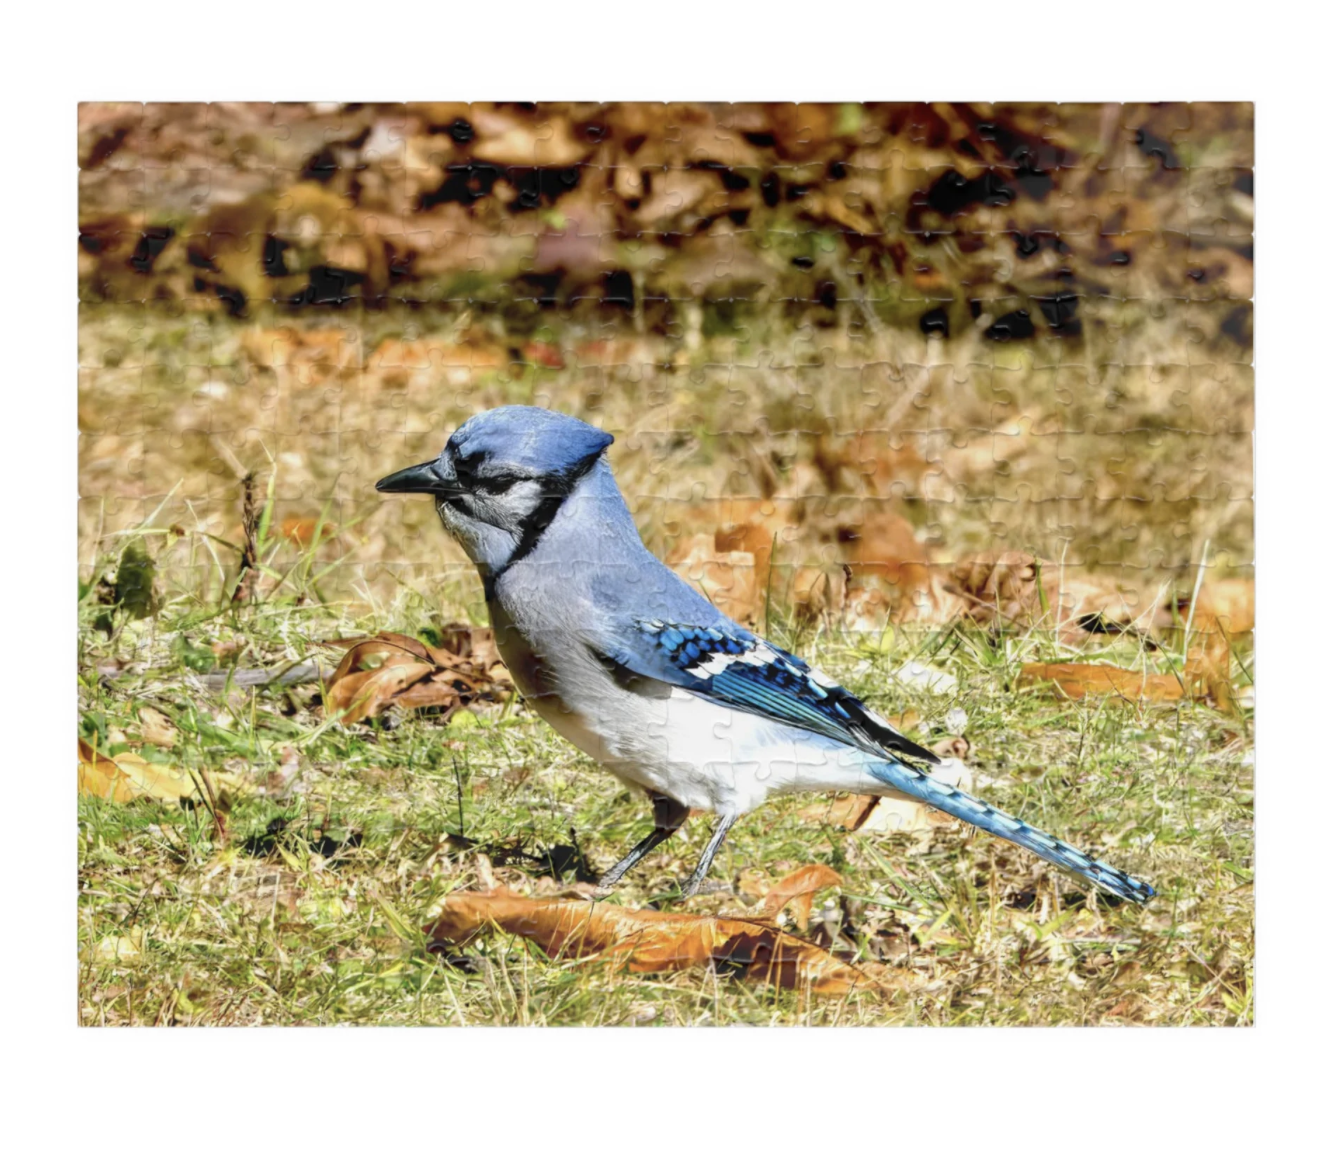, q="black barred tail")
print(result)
[867,760,1155,905]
